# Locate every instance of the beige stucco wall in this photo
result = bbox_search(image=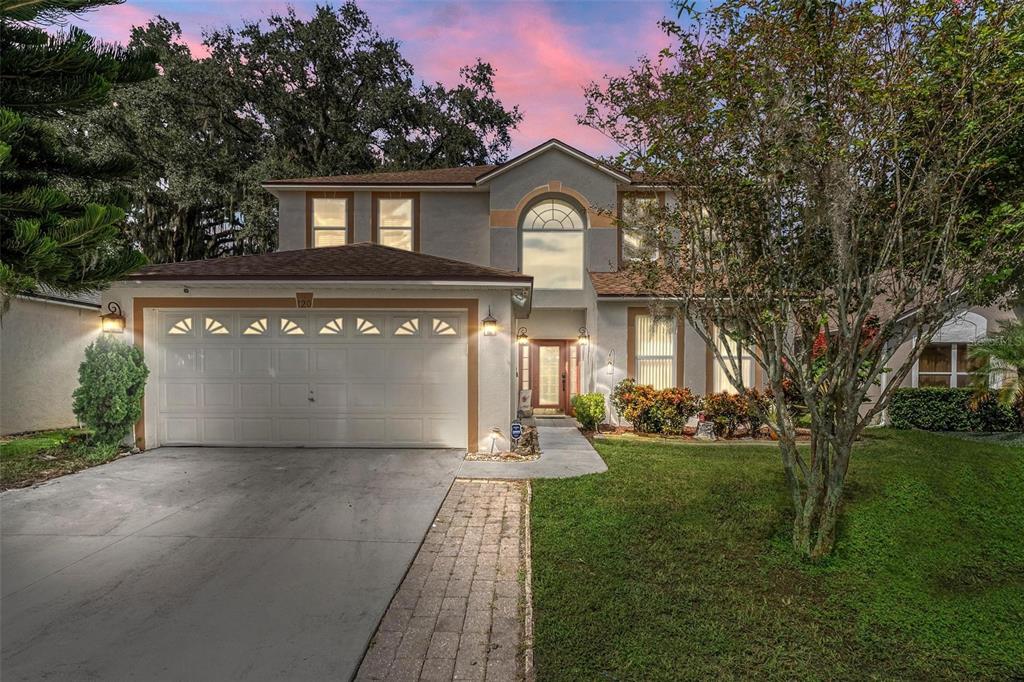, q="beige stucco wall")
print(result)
[0,298,99,435]
[103,282,517,453]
